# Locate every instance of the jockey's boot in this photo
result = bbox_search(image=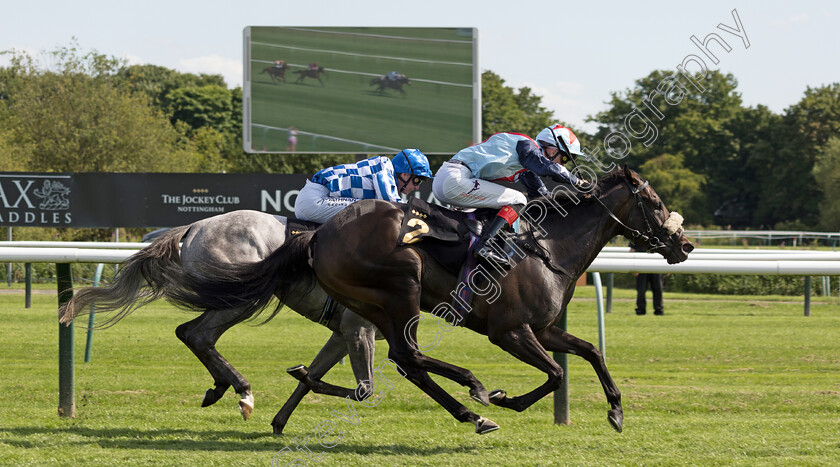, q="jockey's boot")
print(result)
[474,205,519,271]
